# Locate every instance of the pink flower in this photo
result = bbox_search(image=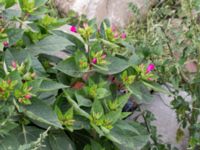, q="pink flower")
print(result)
[92,58,97,64]
[70,26,77,33]
[11,61,17,69]
[146,63,155,73]
[121,33,126,39]
[24,94,32,99]
[114,32,119,38]
[3,41,9,47]
[101,54,107,59]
